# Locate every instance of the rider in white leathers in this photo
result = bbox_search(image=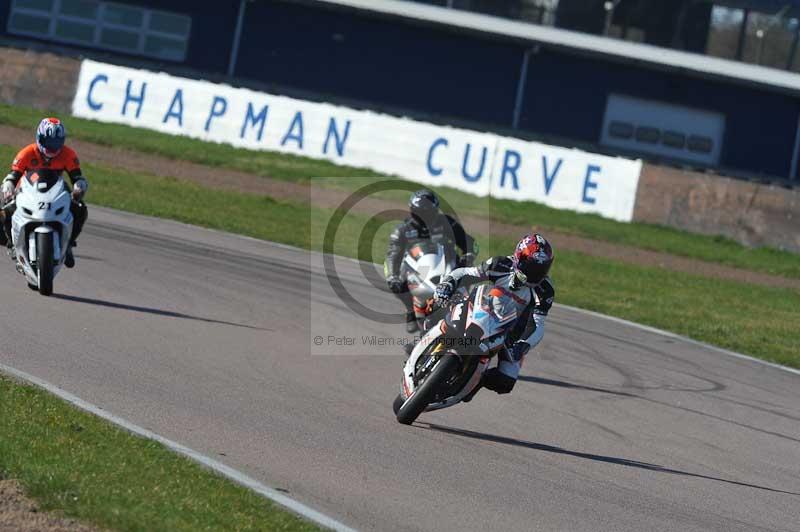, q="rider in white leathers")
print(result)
[434,234,555,397]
